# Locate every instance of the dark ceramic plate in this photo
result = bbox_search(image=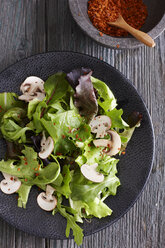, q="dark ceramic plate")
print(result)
[0,52,154,239]
[69,0,165,49]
